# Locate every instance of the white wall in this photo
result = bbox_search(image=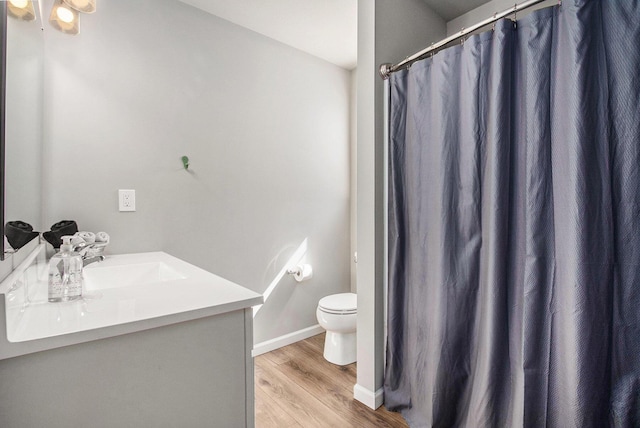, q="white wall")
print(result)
[5,13,43,233]
[1,3,44,282]
[356,0,445,408]
[350,68,357,294]
[41,0,352,345]
[447,0,556,36]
